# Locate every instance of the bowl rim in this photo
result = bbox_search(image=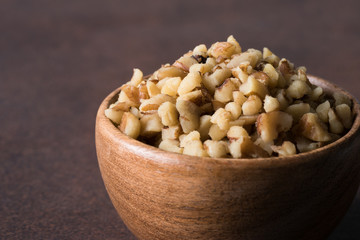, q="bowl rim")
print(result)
[96,74,360,167]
